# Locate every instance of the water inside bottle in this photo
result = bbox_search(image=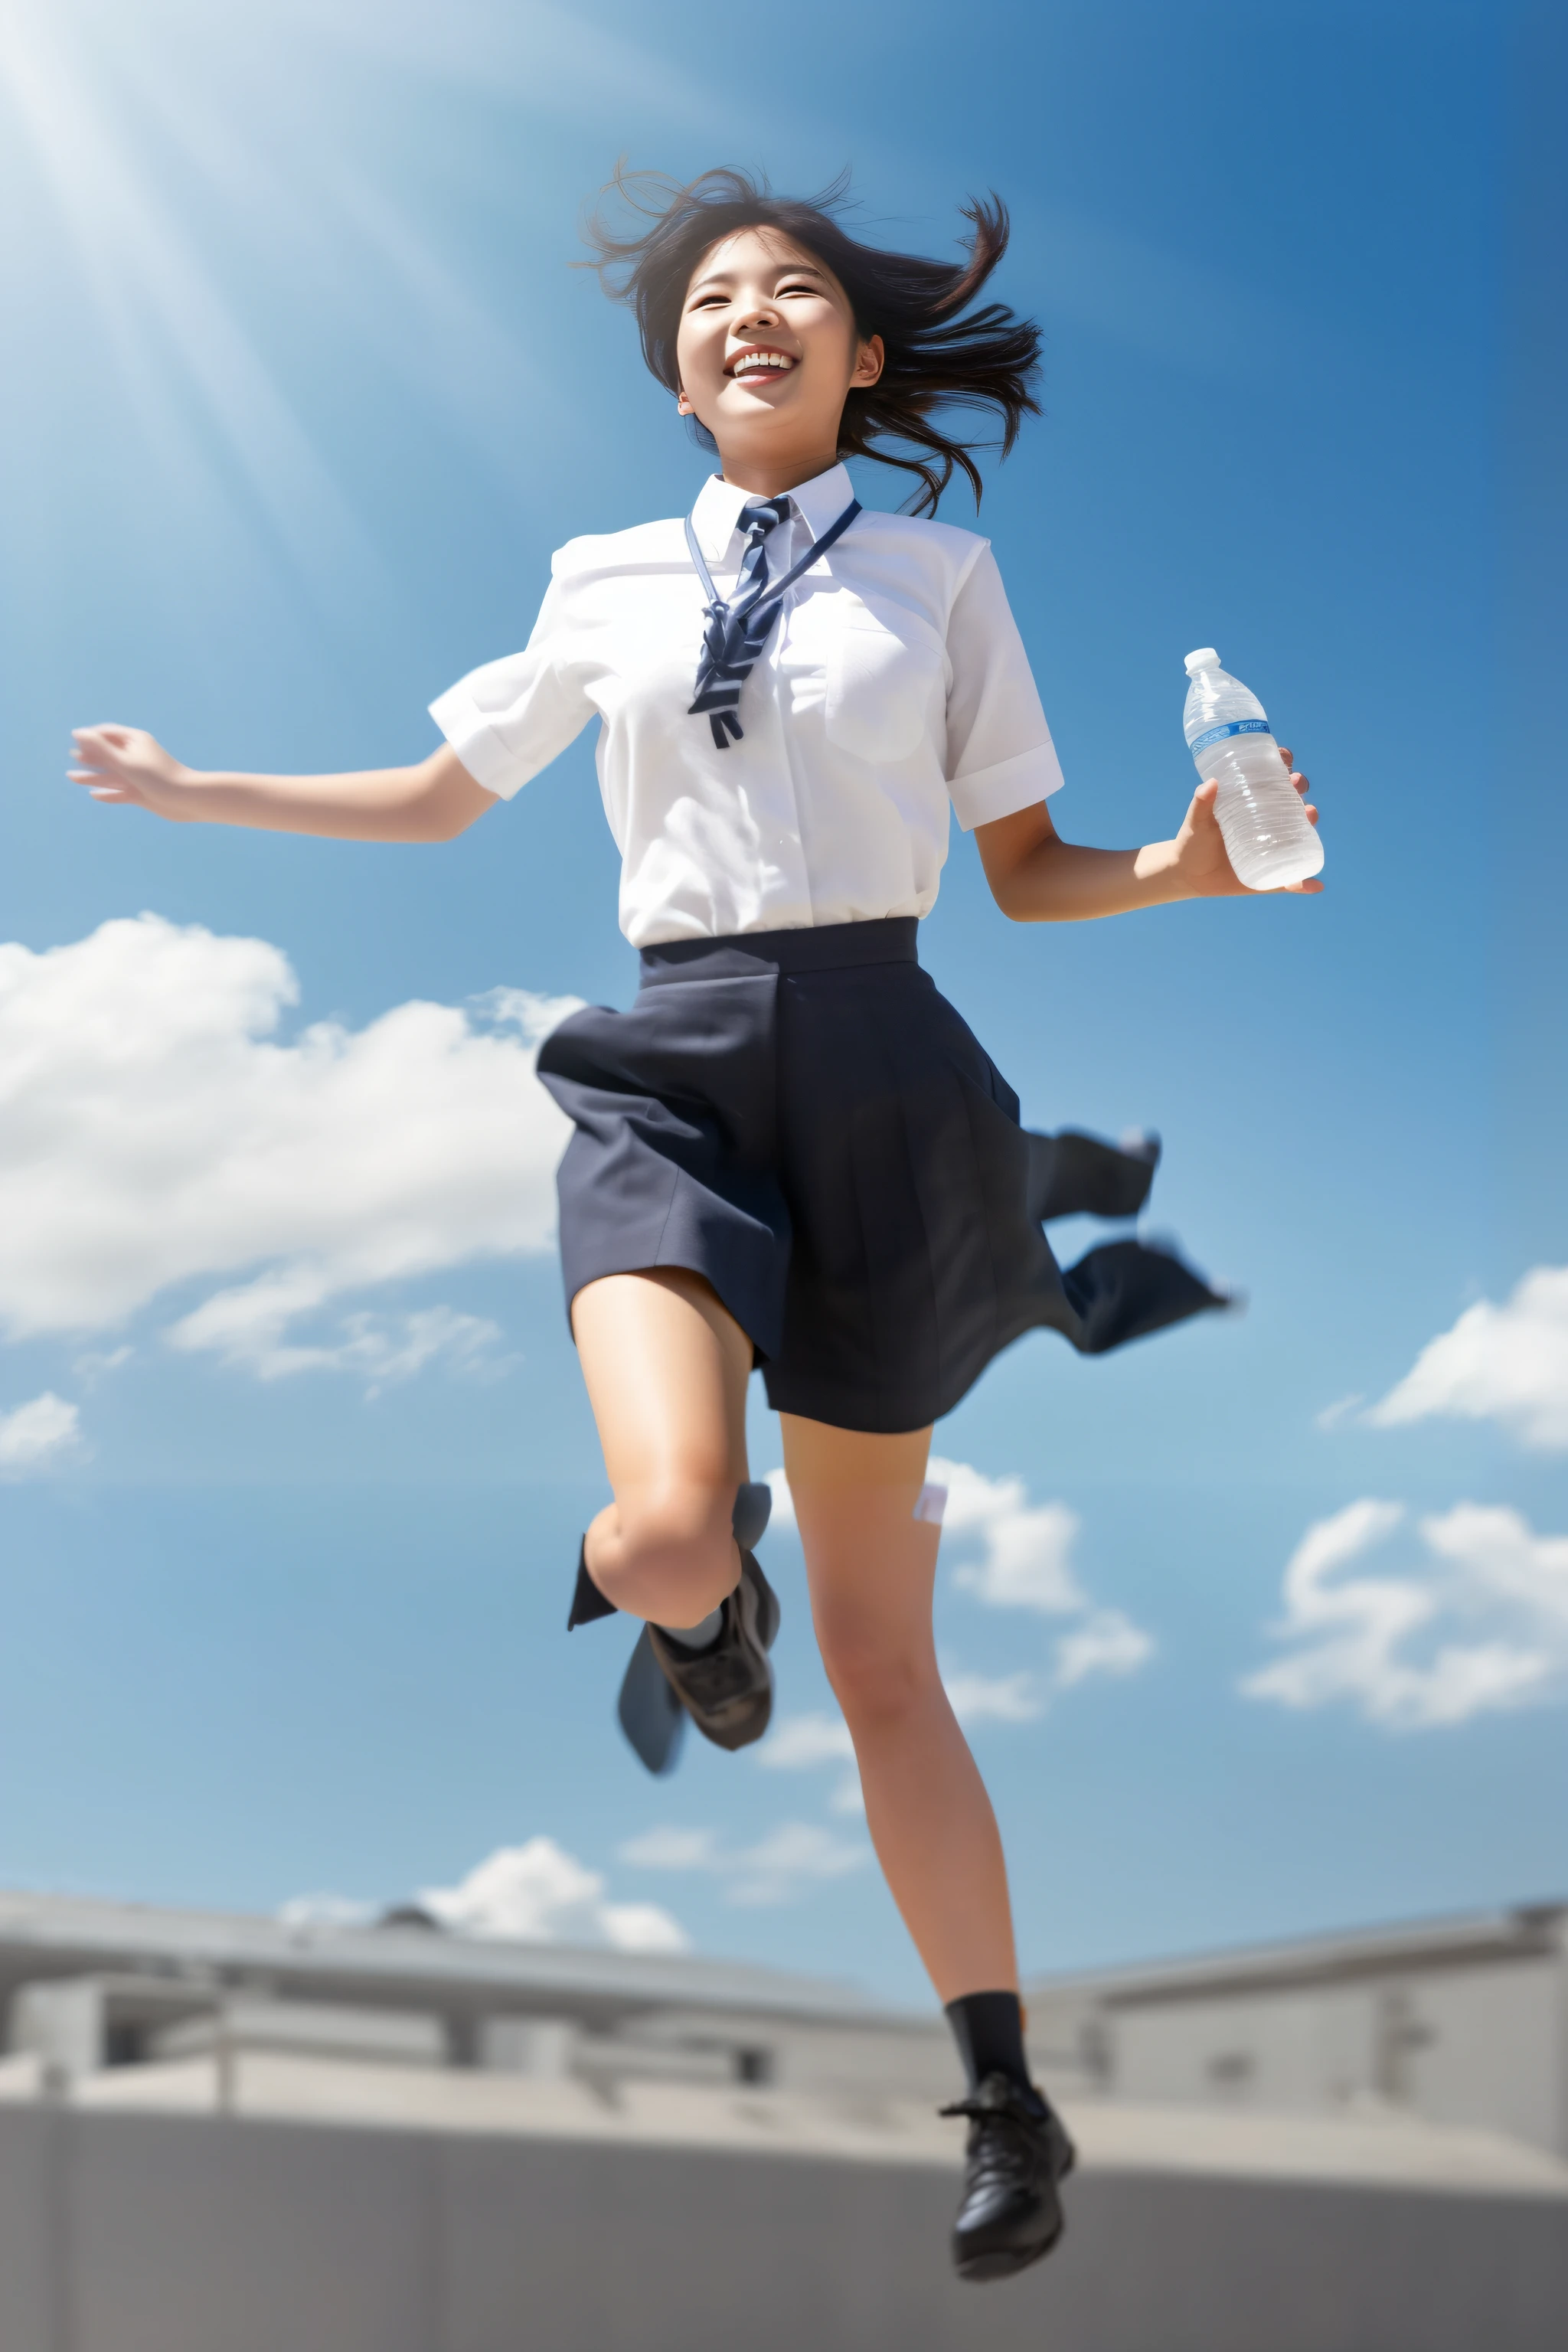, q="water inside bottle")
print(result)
[1182,650,1322,890]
